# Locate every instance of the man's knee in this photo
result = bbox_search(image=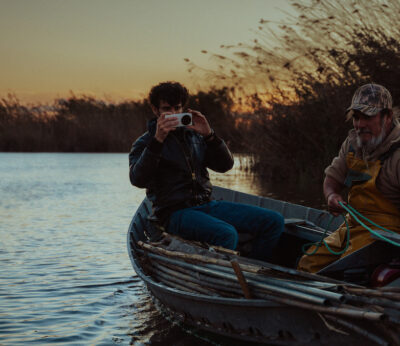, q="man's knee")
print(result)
[216,226,238,250]
[262,210,285,235]
[272,211,285,230]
